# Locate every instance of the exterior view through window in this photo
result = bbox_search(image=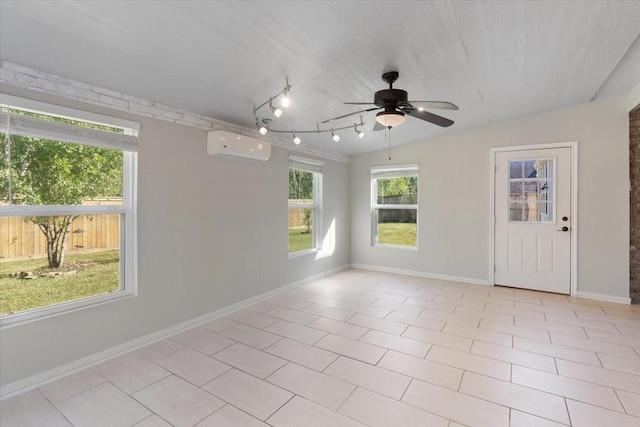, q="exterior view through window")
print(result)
[288,155,322,254]
[508,158,555,222]
[0,96,137,322]
[371,164,418,247]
